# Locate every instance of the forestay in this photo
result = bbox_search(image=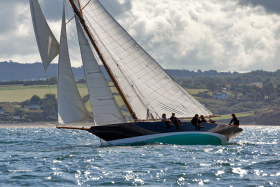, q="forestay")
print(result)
[80,0,212,119]
[29,0,59,71]
[57,5,90,124]
[75,17,127,125]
